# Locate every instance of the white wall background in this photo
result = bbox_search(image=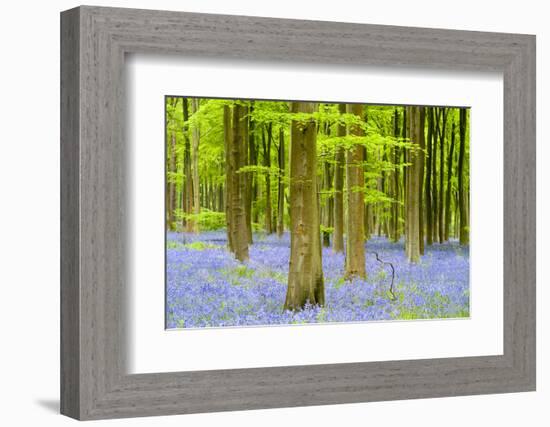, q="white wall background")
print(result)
[0,0,546,425]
